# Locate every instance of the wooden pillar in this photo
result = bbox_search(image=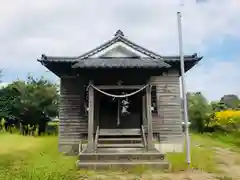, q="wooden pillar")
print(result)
[94,92,100,130]
[146,85,154,150]
[142,95,147,128]
[87,83,94,152]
